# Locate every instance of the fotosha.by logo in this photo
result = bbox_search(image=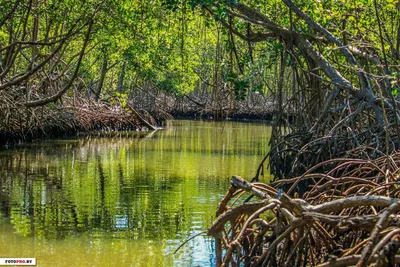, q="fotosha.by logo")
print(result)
[0,258,36,265]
